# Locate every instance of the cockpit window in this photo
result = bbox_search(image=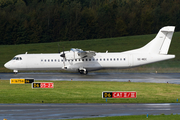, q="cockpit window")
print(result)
[12,57,22,60]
